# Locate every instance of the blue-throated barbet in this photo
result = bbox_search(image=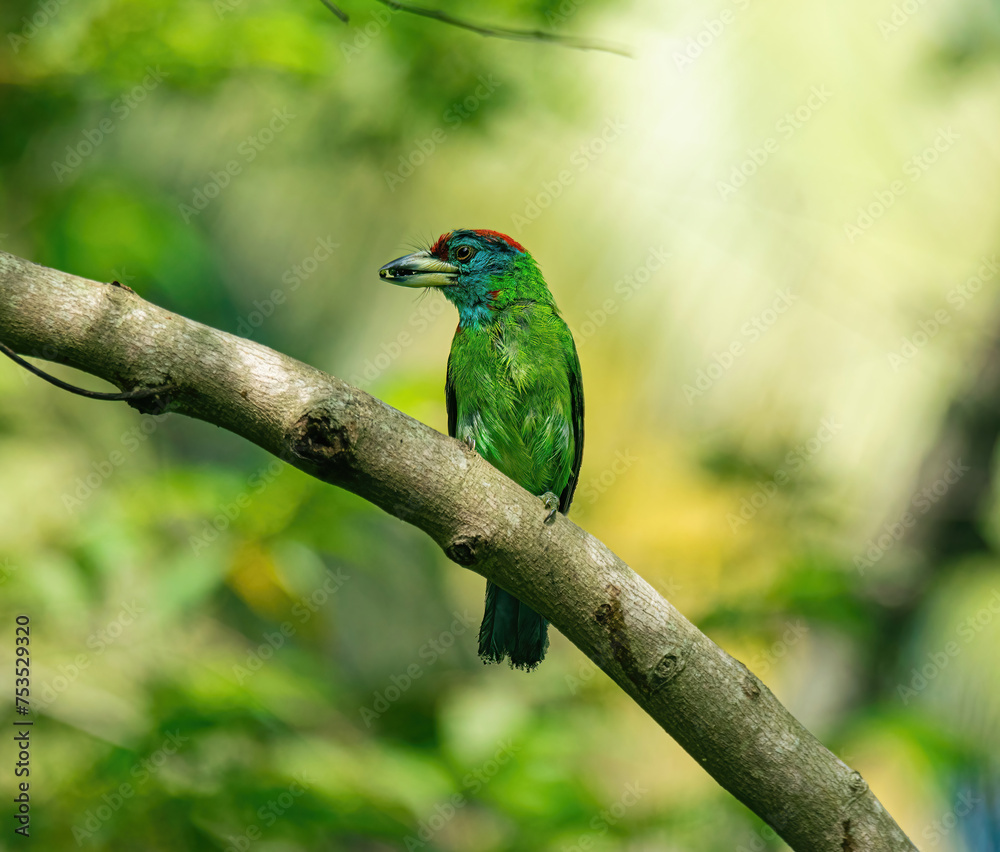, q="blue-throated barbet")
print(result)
[379,229,584,669]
